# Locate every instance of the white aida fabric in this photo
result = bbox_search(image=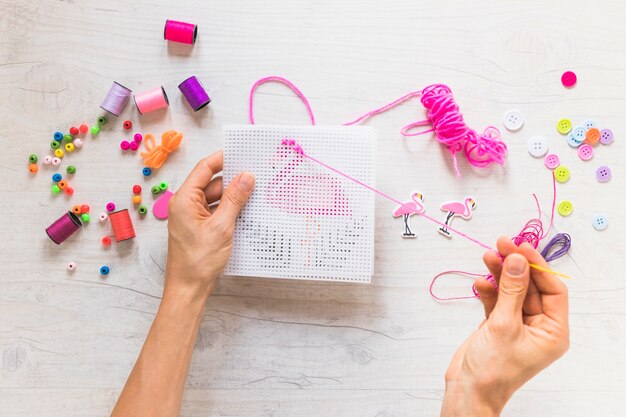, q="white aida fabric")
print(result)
[223,125,376,283]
